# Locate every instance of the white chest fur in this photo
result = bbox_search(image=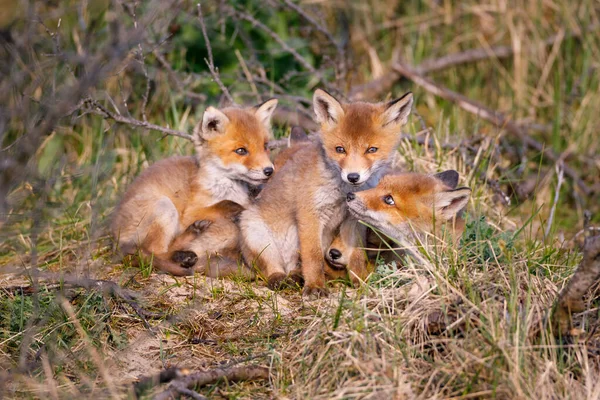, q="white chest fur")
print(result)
[199,162,251,207]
